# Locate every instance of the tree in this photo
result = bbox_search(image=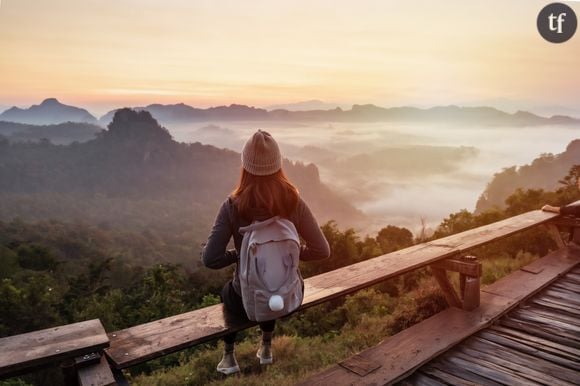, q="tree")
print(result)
[376,225,414,253]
